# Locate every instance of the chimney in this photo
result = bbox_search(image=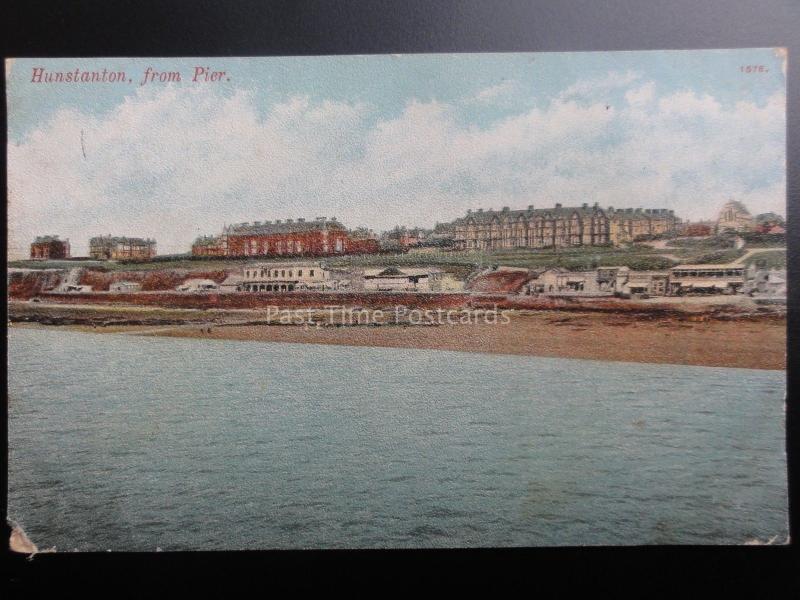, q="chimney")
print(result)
[555,203,562,209]
[276,219,282,224]
[467,209,472,214]
[254,221,261,225]
[477,208,484,213]
[608,206,614,213]
[502,206,510,212]
[593,202,599,208]
[298,218,305,222]
[582,203,588,209]
[287,219,293,223]
[331,216,338,221]
[527,205,534,211]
